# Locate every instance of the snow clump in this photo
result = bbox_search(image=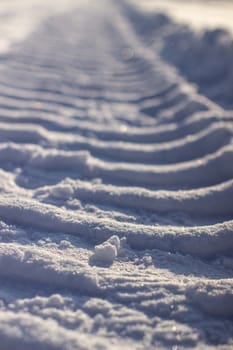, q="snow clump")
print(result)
[93,235,121,264]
